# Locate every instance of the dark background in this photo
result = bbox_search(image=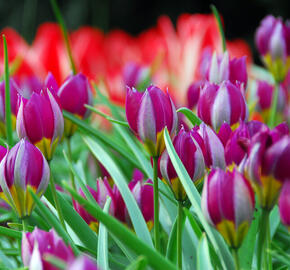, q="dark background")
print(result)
[0,0,290,63]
